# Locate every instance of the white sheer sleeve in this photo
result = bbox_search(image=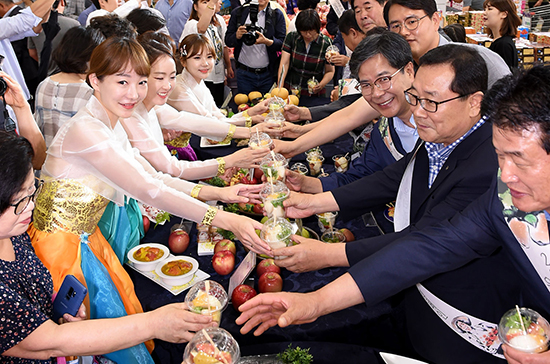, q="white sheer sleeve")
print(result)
[120,107,219,179]
[155,104,236,142]
[167,73,245,126]
[52,101,210,223]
